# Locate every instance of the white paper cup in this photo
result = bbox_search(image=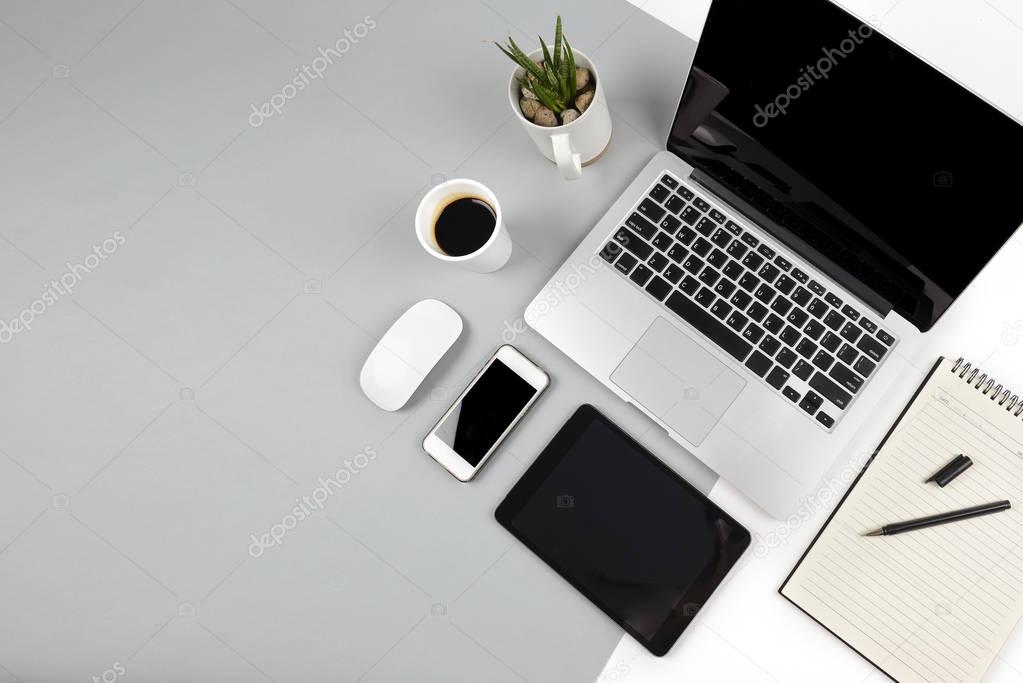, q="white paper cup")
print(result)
[415,179,512,273]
